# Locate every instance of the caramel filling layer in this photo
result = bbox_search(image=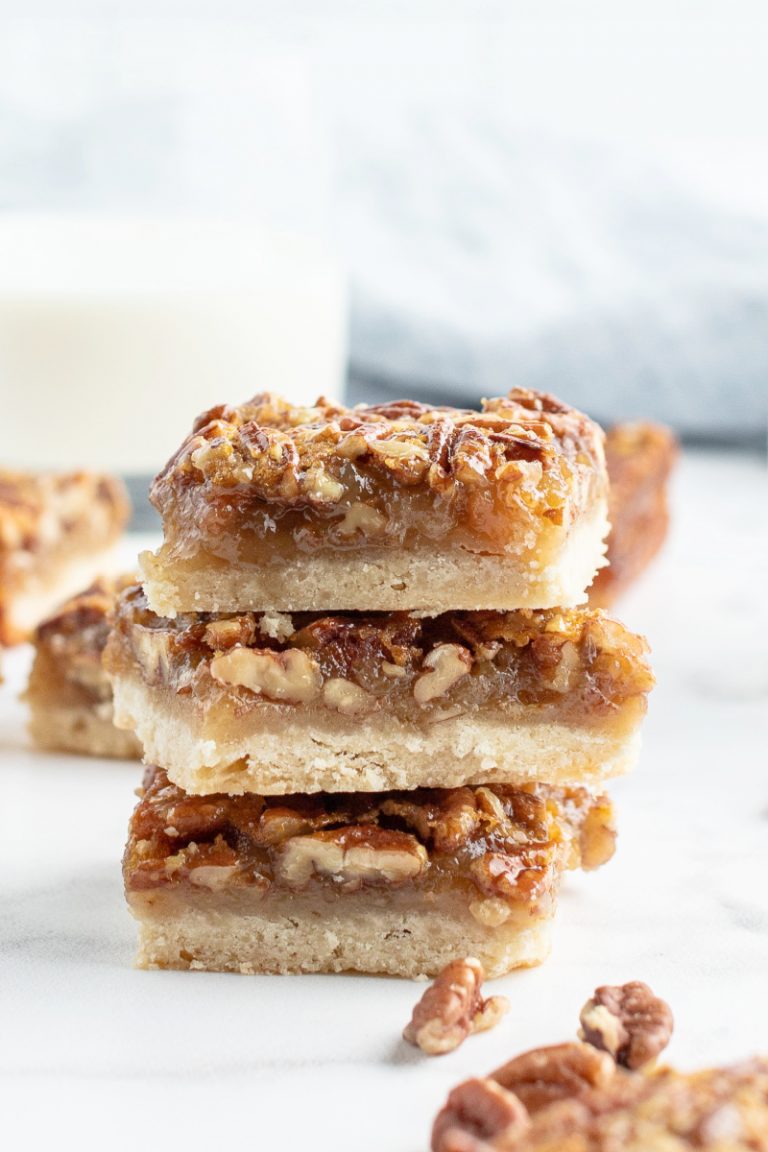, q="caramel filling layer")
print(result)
[106,587,654,724]
[125,769,616,916]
